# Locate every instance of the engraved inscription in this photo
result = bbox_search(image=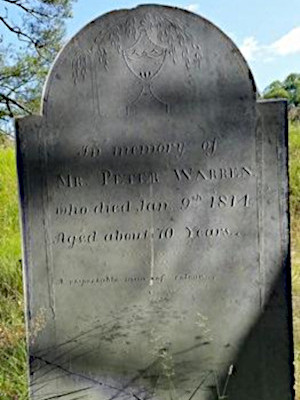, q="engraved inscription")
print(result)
[55,200,169,216]
[56,204,90,216]
[53,224,244,249]
[174,166,253,182]
[104,229,149,242]
[175,274,216,282]
[100,170,160,186]
[55,165,252,191]
[78,145,102,157]
[77,142,185,158]
[58,273,219,288]
[54,193,250,219]
[94,201,131,214]
[57,174,85,188]
[66,276,119,286]
[104,227,174,242]
[181,194,202,210]
[54,231,97,248]
[139,199,168,212]
[210,194,250,208]
[185,227,241,239]
[202,138,217,157]
[113,142,184,157]
[158,227,174,240]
